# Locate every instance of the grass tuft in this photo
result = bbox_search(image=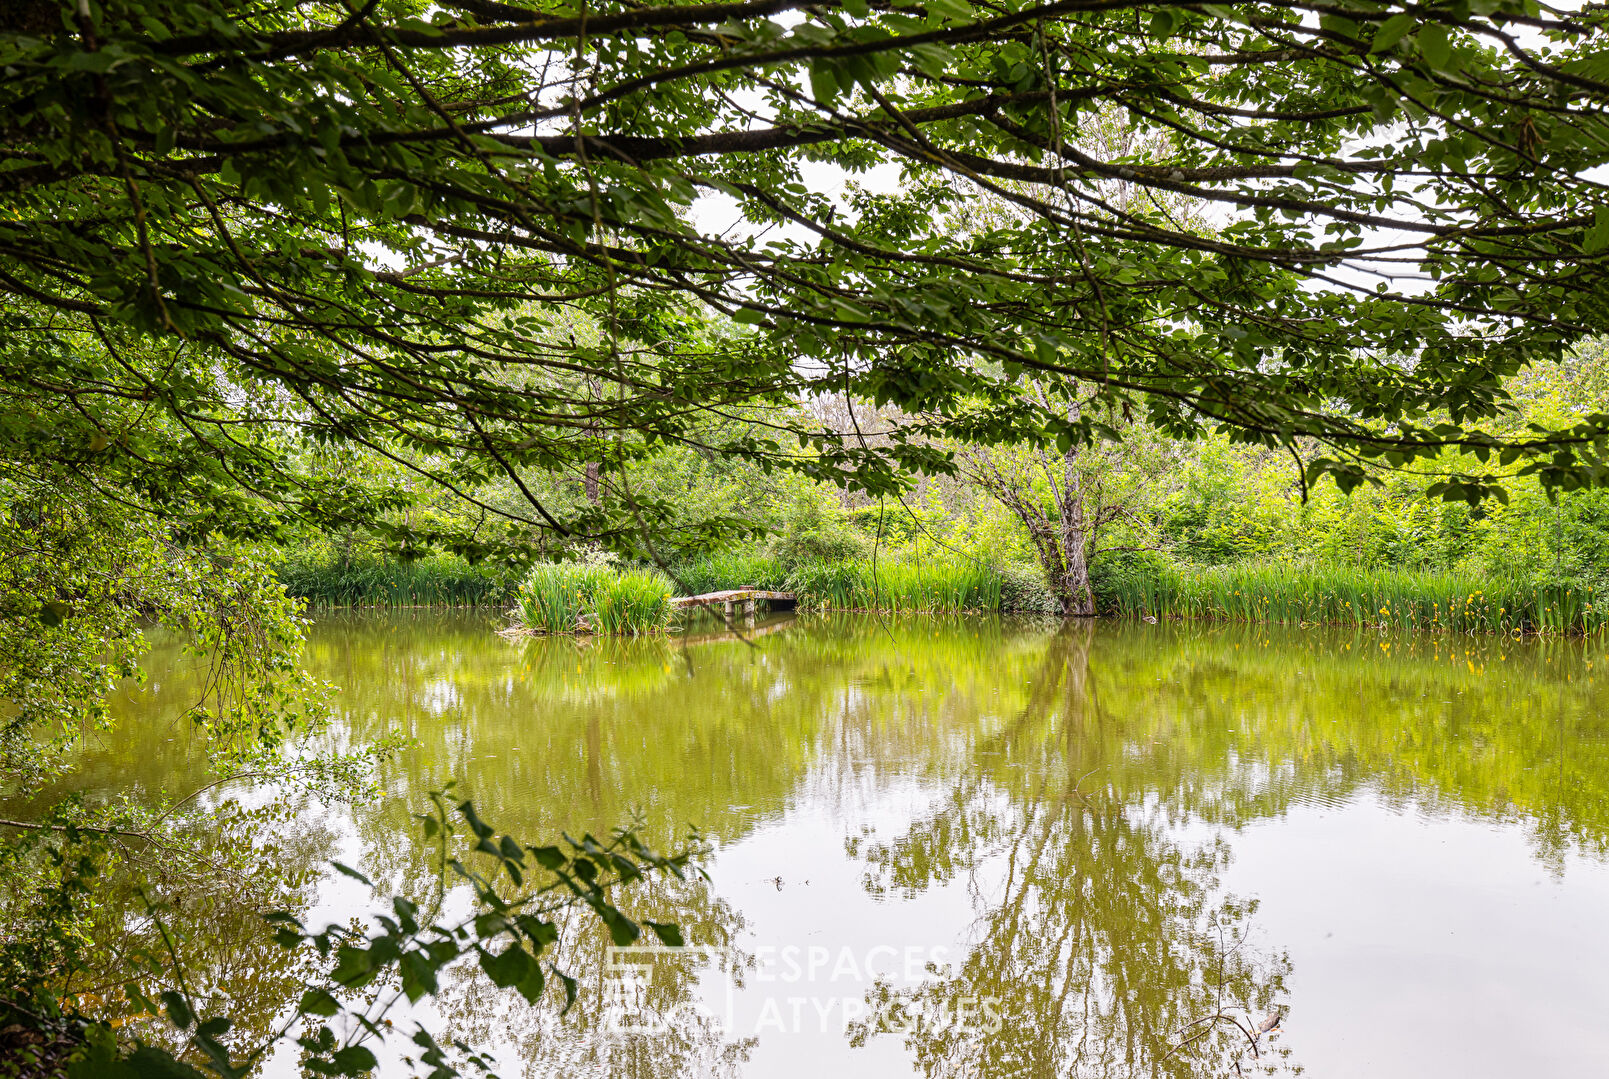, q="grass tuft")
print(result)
[514,563,673,635]
[668,552,789,595]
